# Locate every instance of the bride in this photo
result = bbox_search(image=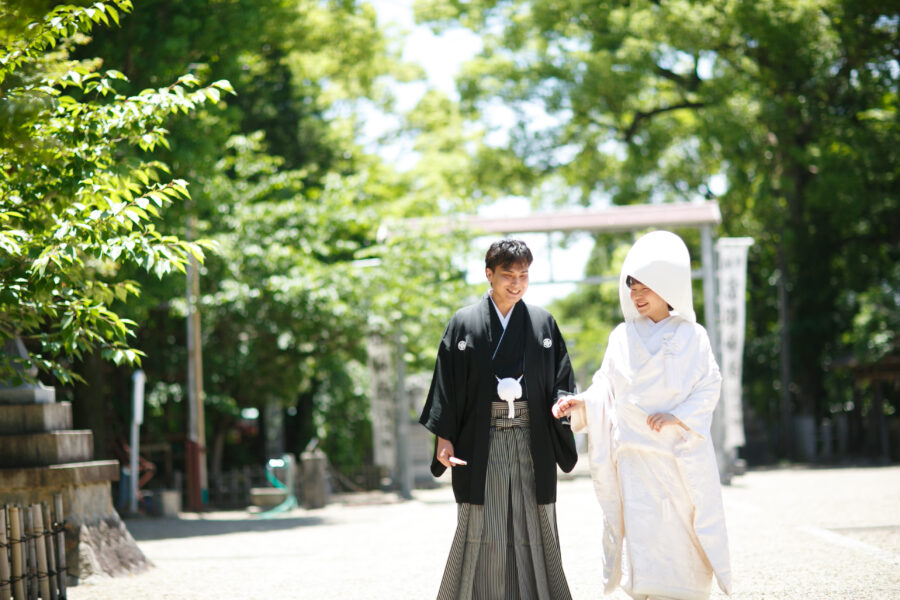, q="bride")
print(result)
[553,230,732,600]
